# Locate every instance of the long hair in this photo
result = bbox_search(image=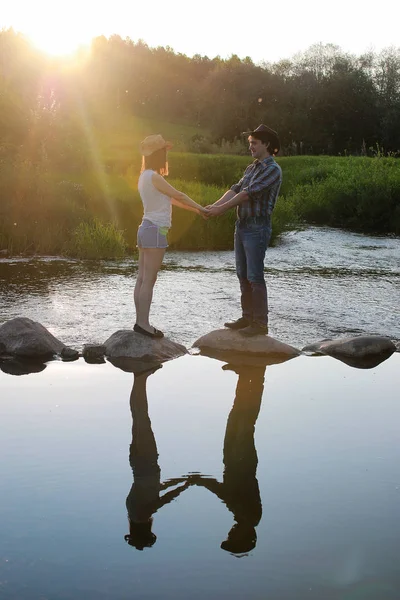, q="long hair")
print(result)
[141,147,169,176]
